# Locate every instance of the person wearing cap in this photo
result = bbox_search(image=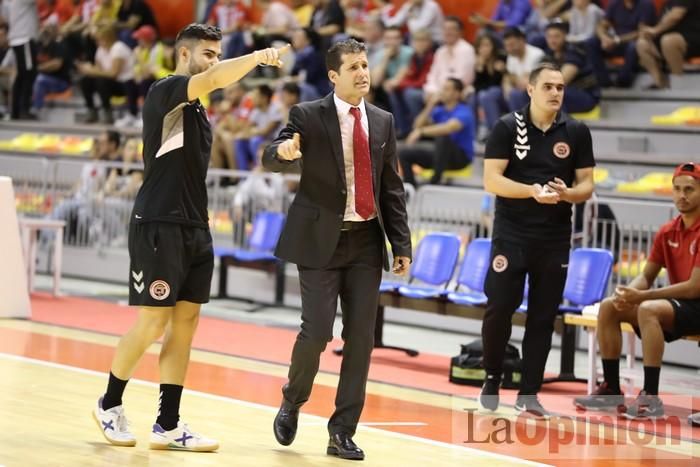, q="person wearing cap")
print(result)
[132,25,173,101]
[542,19,600,113]
[575,162,700,419]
